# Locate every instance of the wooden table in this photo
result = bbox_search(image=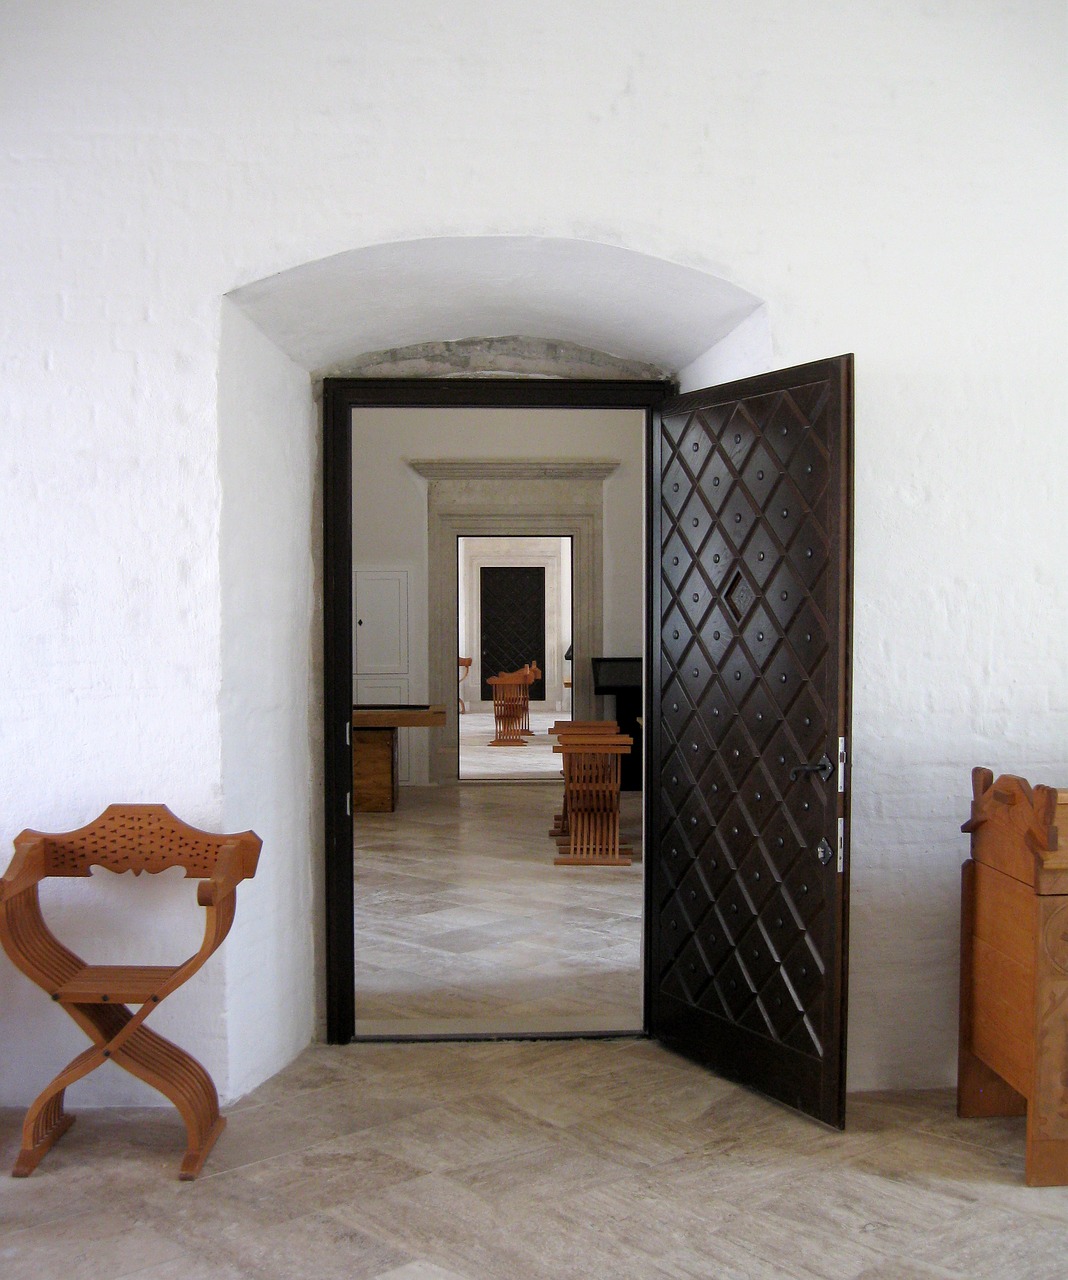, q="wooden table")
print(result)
[351,705,446,812]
